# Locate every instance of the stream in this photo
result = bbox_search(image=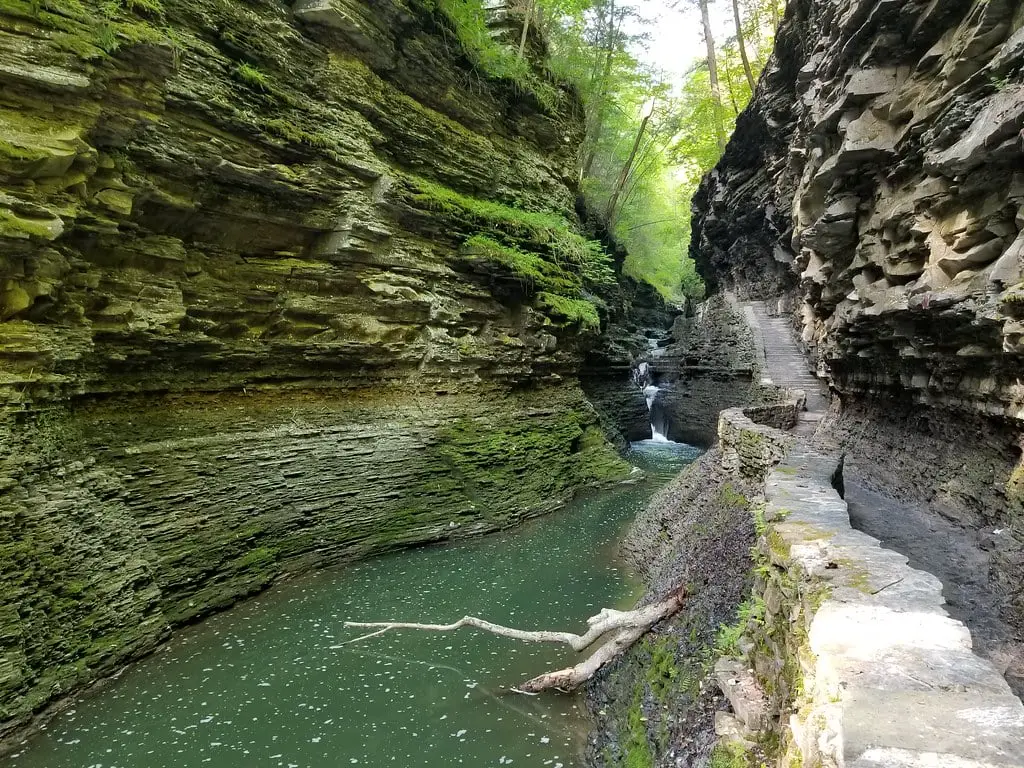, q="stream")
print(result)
[7,441,699,768]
